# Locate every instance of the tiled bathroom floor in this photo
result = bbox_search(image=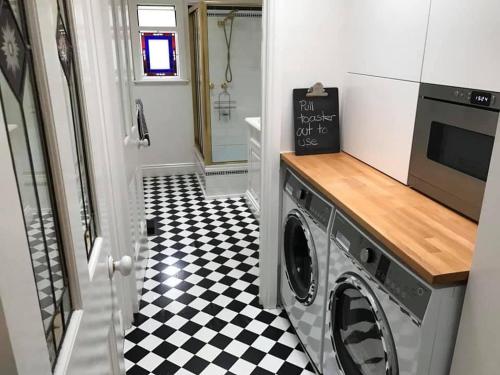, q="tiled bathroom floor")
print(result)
[124,175,315,375]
